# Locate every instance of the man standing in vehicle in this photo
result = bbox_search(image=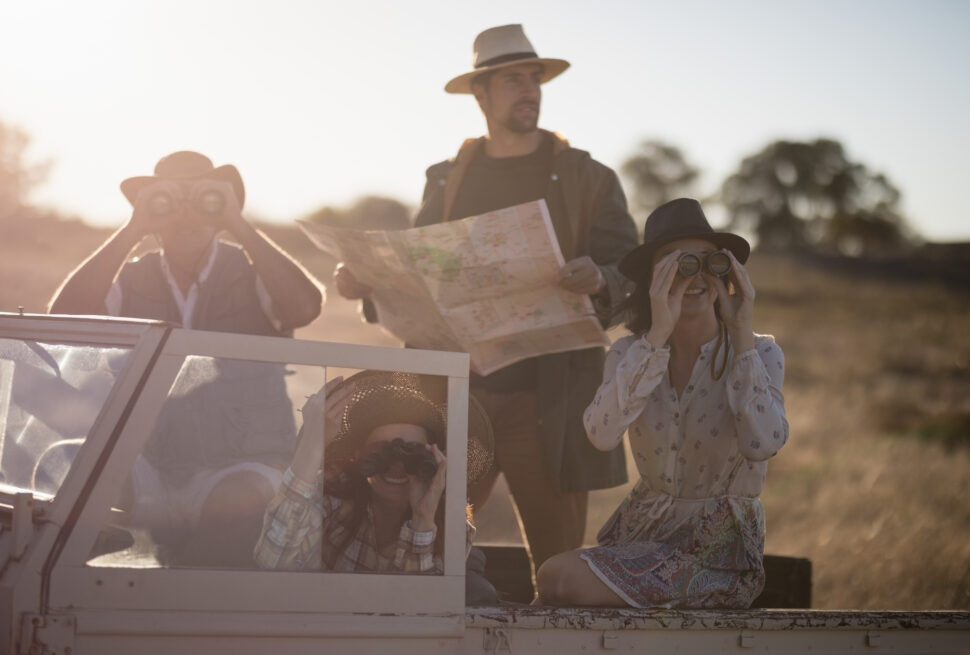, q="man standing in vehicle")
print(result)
[49,151,323,565]
[49,150,322,333]
[334,25,637,583]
